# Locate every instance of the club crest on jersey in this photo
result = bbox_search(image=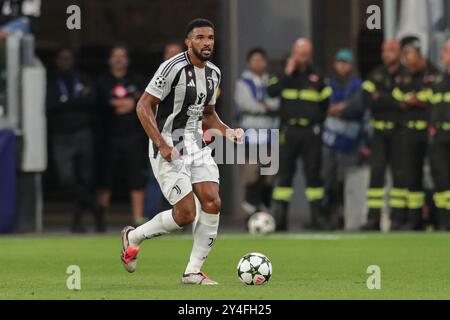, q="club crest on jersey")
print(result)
[155,75,167,89]
[207,76,214,90]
